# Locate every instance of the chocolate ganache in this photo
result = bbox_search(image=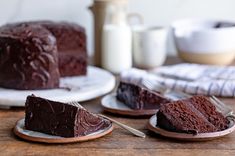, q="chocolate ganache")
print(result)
[25,95,111,137]
[29,21,87,76]
[0,23,59,90]
[0,21,87,90]
[117,82,171,110]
